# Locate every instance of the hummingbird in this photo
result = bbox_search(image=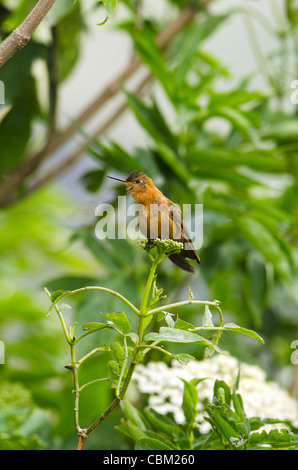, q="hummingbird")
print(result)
[108,170,200,273]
